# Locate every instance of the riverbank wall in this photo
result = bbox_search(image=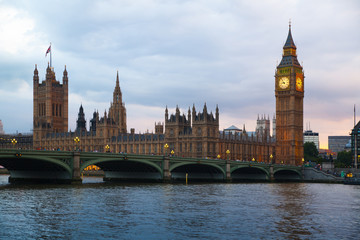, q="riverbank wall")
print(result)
[303,167,343,183]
